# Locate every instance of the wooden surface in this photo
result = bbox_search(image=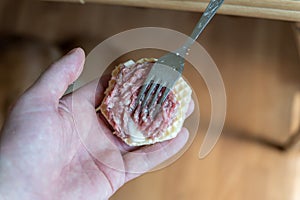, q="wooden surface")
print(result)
[111,135,300,200]
[294,23,300,57]
[46,0,300,22]
[1,0,300,199]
